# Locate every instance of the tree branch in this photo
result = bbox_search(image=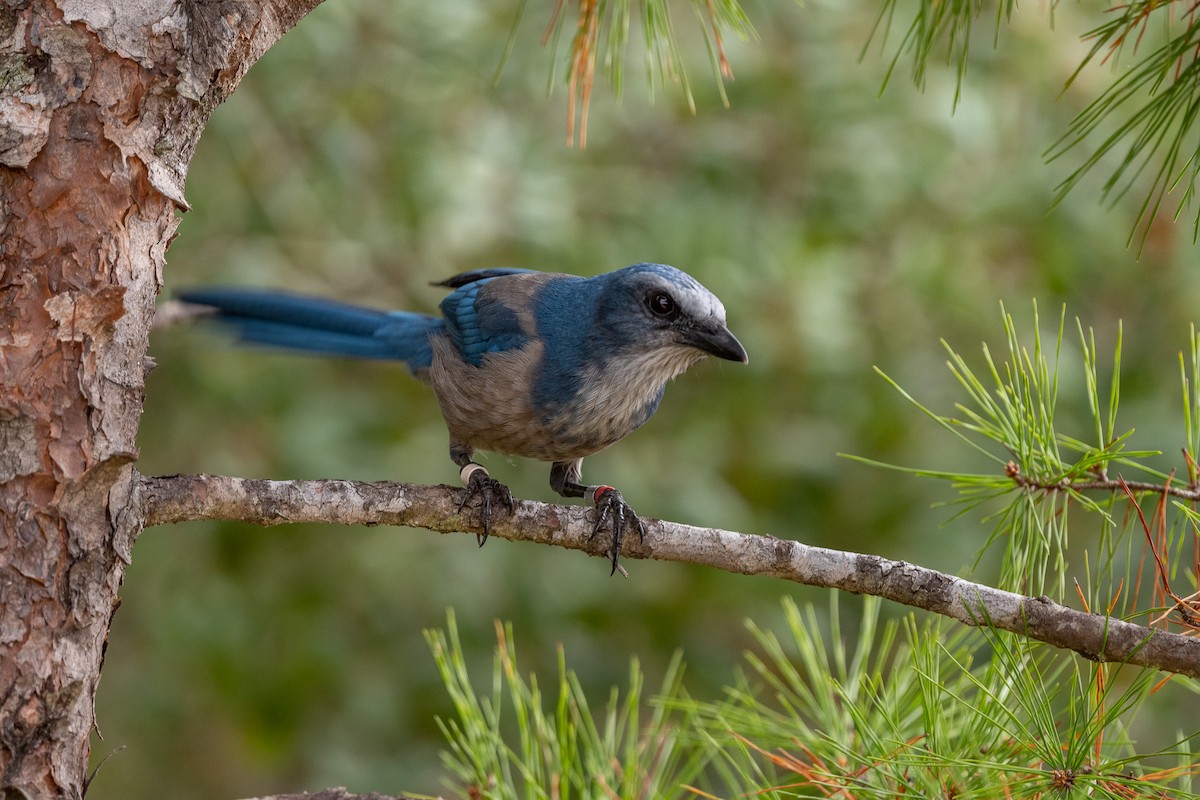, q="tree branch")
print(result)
[138,472,1200,680]
[241,787,418,800]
